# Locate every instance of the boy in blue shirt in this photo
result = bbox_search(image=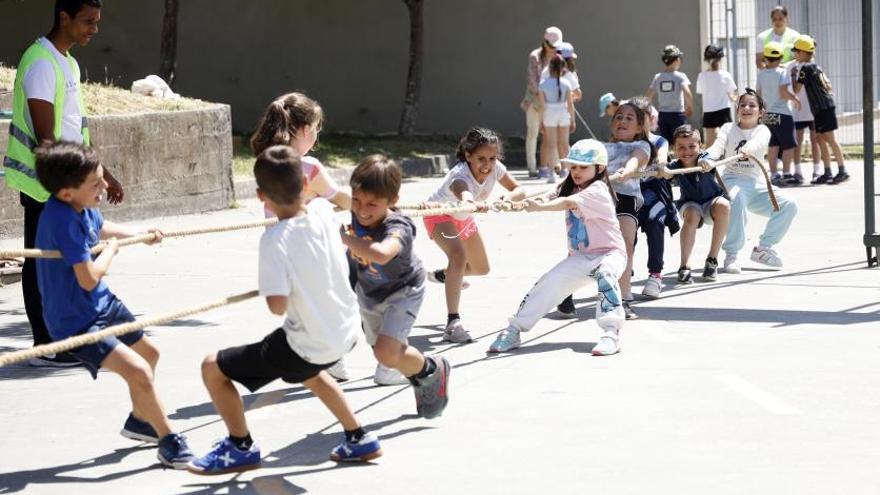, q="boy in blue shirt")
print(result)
[661,125,731,282]
[34,142,194,468]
